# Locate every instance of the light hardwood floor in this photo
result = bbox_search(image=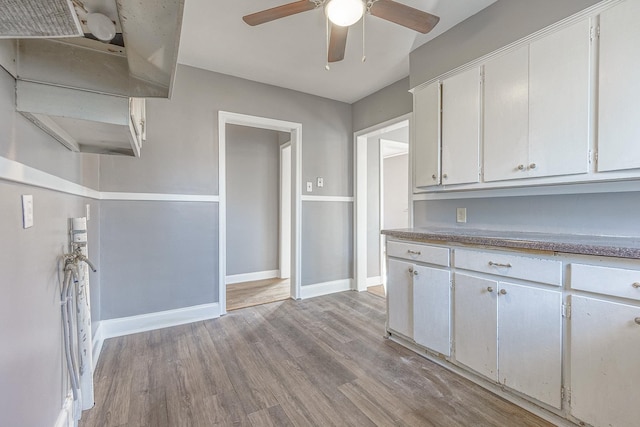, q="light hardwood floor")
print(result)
[80,291,553,427]
[367,284,386,298]
[227,278,290,311]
